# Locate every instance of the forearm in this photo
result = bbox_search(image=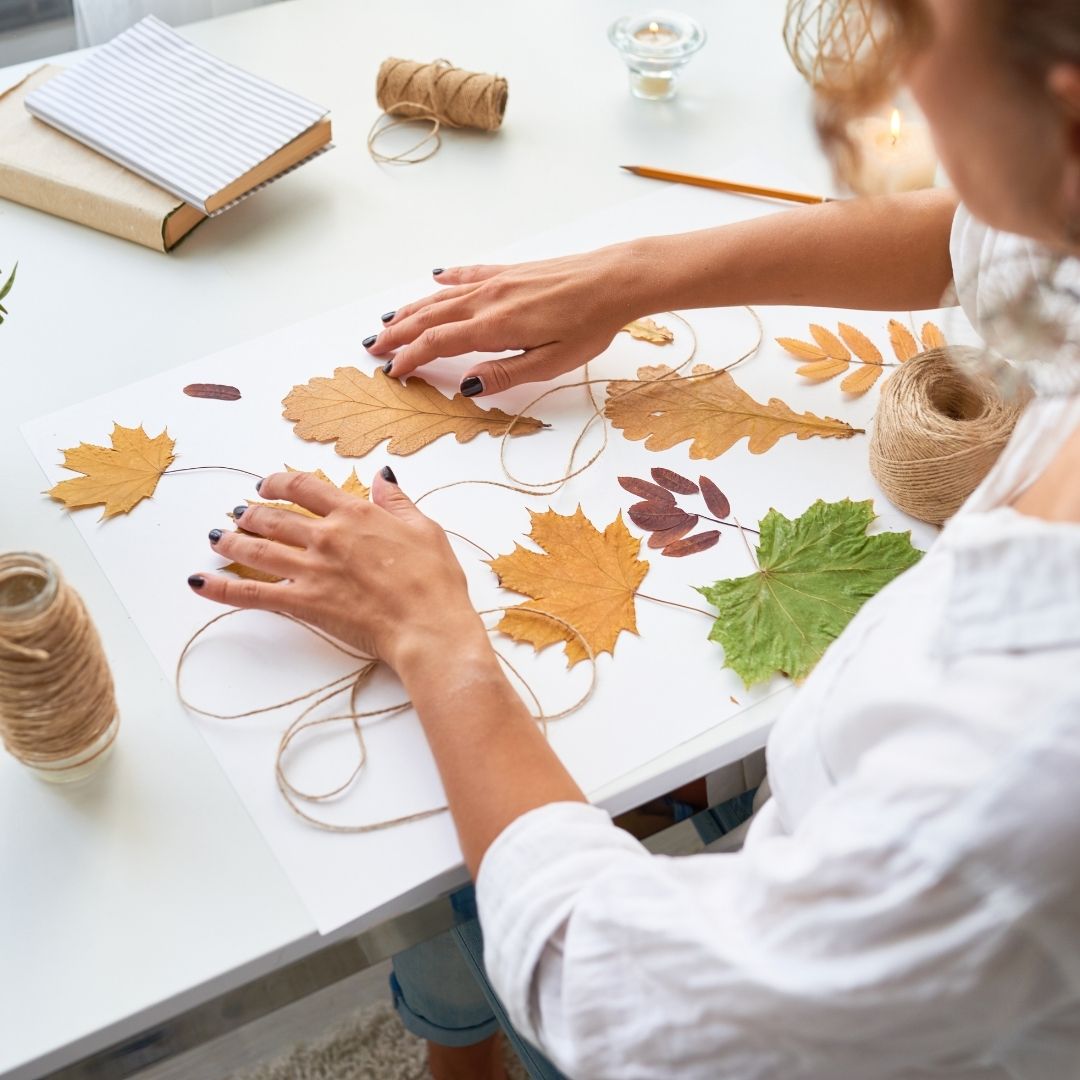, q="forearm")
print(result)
[396,625,585,878]
[623,188,959,315]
